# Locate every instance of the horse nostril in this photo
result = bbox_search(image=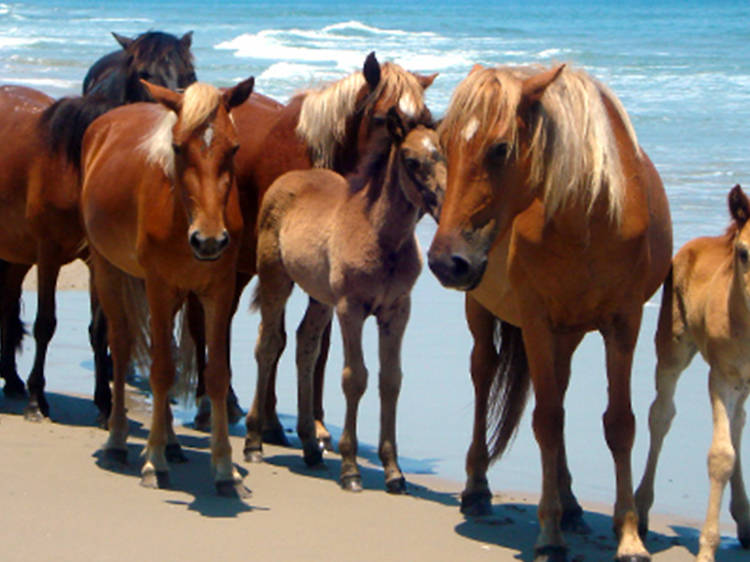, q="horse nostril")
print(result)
[217,230,229,250]
[189,231,201,250]
[451,254,470,279]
